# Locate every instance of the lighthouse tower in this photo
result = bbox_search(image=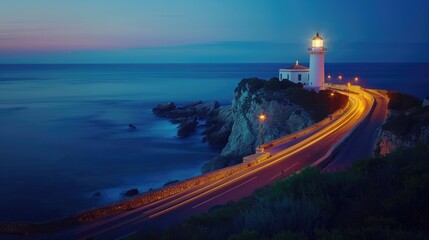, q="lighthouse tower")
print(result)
[308,33,327,88]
